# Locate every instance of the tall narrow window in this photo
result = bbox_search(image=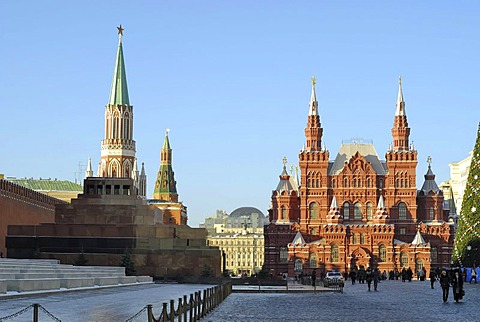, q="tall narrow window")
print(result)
[331,245,339,262]
[366,177,371,188]
[367,202,373,220]
[352,233,358,244]
[354,203,362,220]
[401,253,408,268]
[281,206,286,220]
[429,207,434,220]
[309,202,318,219]
[344,178,348,188]
[379,244,386,262]
[309,253,317,268]
[399,202,407,220]
[343,202,350,219]
[360,233,365,244]
[295,259,303,272]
